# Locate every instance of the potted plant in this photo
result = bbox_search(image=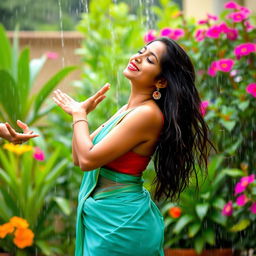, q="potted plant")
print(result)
[161,154,237,255]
